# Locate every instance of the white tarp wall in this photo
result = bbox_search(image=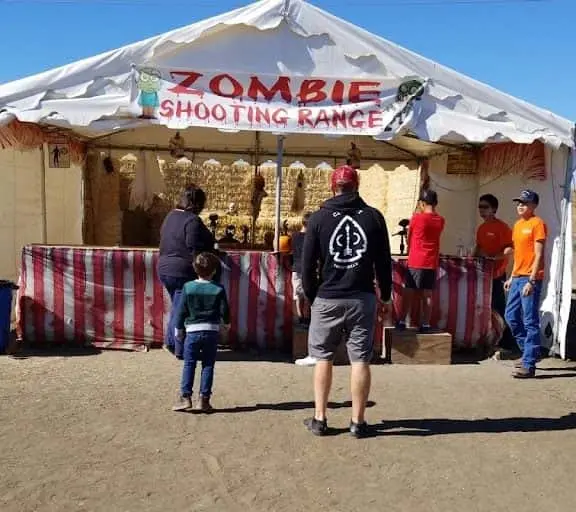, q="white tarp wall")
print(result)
[428,147,571,354]
[0,145,83,284]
